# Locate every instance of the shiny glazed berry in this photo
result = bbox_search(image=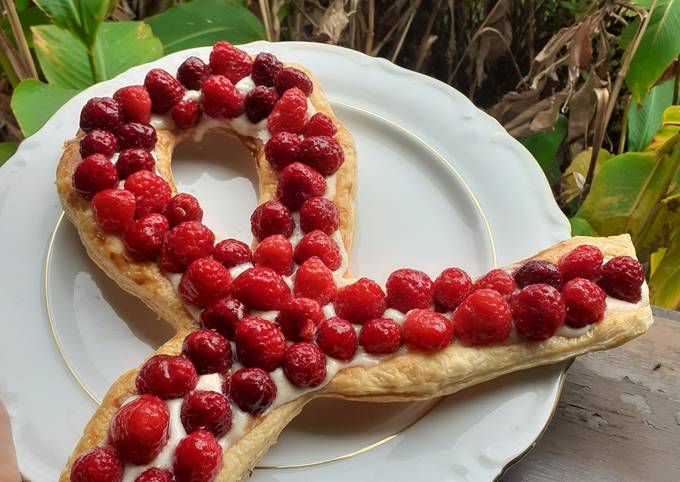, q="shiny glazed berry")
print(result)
[277,162,326,211]
[171,99,202,129]
[162,221,215,270]
[403,309,453,351]
[253,234,294,275]
[134,468,173,482]
[230,266,291,310]
[92,189,136,234]
[472,269,517,296]
[124,170,172,218]
[70,447,123,482]
[294,230,341,270]
[265,132,302,171]
[109,394,169,464]
[117,122,157,150]
[300,197,339,234]
[559,244,603,281]
[200,296,248,340]
[209,41,253,83]
[115,148,155,179]
[80,129,118,158]
[598,255,644,303]
[172,430,222,482]
[268,87,308,134]
[182,329,232,374]
[359,318,403,354]
[316,316,357,360]
[433,267,472,310]
[245,85,278,123]
[230,367,277,415]
[235,316,286,371]
[512,283,566,340]
[452,289,513,345]
[293,256,337,305]
[562,278,606,327]
[274,67,313,96]
[276,297,323,341]
[514,260,562,289]
[136,354,198,399]
[213,238,252,267]
[123,213,169,261]
[163,192,203,227]
[113,85,152,124]
[177,56,210,90]
[302,112,337,137]
[386,268,434,312]
[250,200,295,240]
[181,390,232,438]
[179,257,232,307]
[144,68,184,114]
[251,52,283,86]
[334,278,387,324]
[201,75,244,118]
[297,136,344,176]
[73,154,119,199]
[283,342,327,387]
[80,97,123,132]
